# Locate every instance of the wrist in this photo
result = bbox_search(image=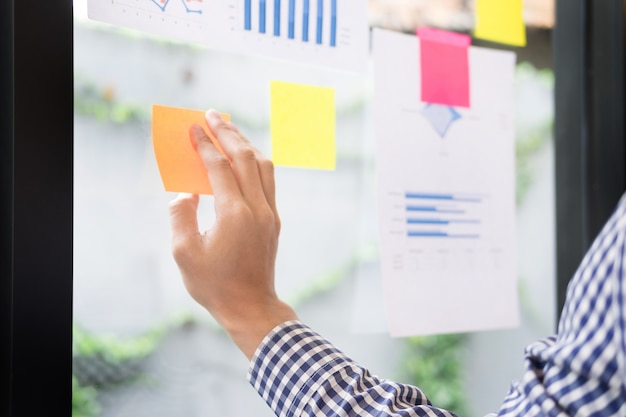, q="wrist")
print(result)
[219,300,298,360]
